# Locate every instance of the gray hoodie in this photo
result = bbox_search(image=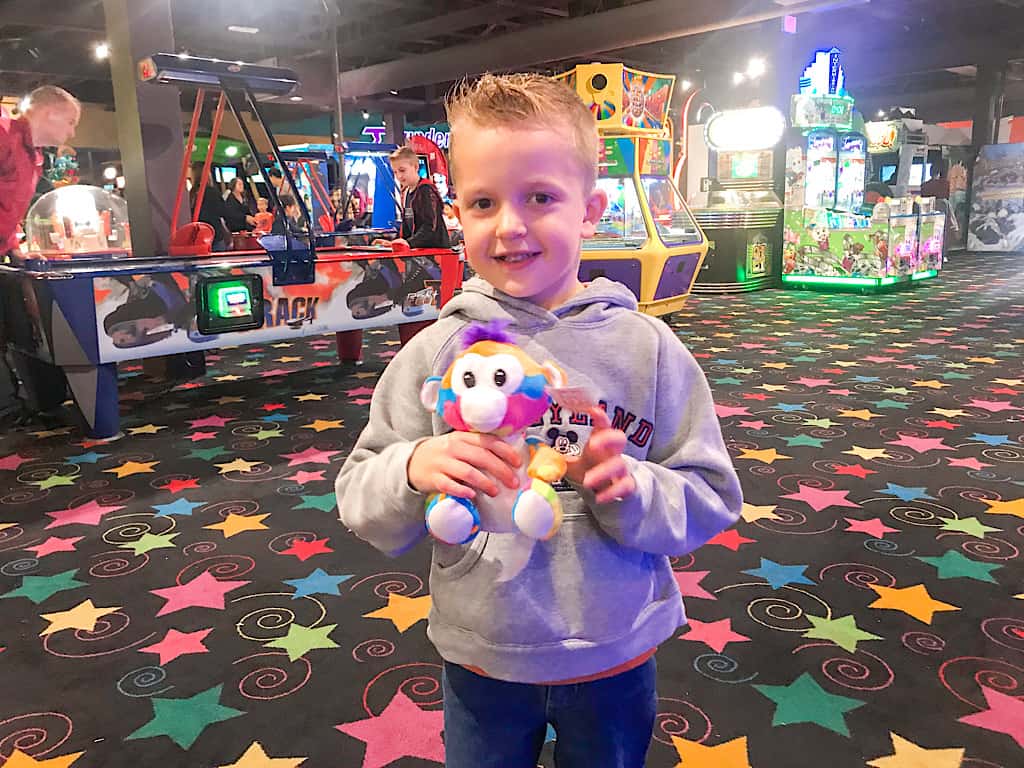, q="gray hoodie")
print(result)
[335,277,743,683]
